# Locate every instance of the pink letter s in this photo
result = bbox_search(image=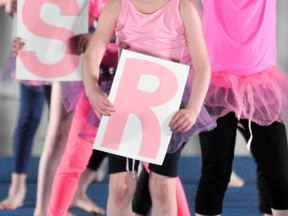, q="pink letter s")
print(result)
[21,0,80,78]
